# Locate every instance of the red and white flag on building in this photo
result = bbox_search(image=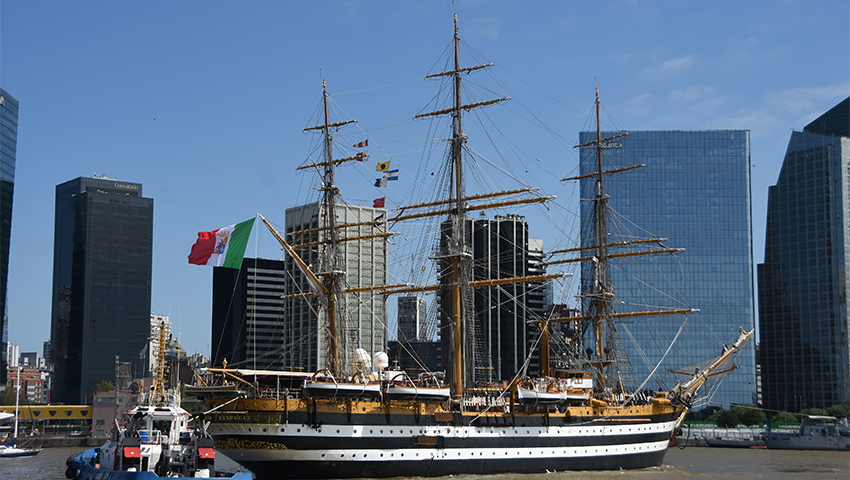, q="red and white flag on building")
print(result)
[373,197,385,208]
[353,139,368,148]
